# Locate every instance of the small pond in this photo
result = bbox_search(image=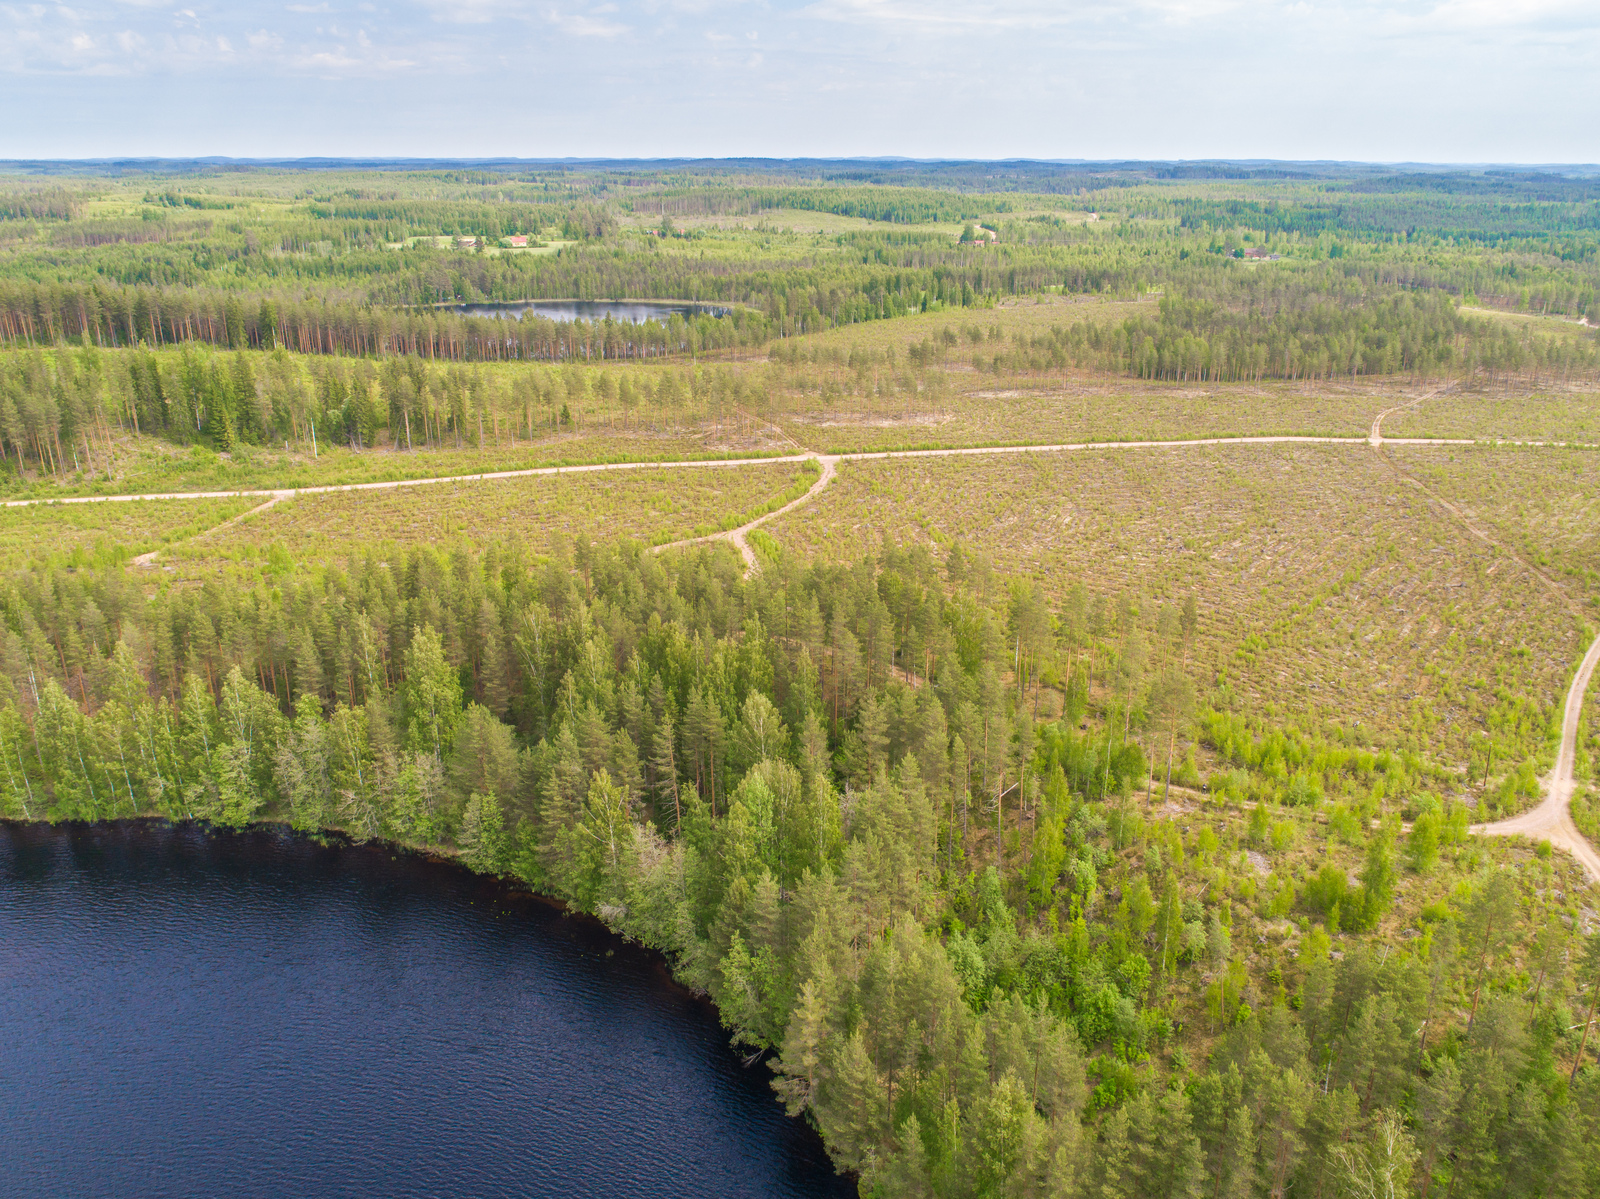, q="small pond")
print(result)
[441,300,731,324]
